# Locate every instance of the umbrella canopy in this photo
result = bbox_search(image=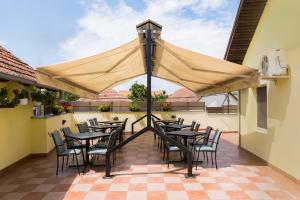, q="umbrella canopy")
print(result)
[36,21,258,99]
